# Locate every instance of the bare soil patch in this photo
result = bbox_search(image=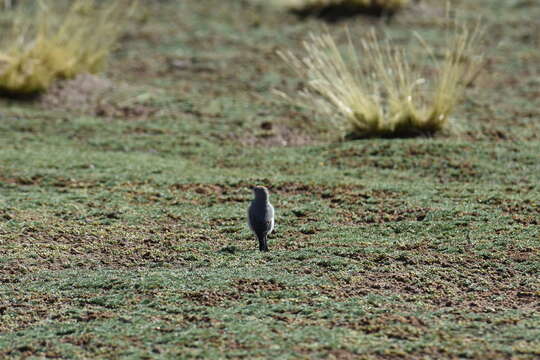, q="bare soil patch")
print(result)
[40,74,158,119]
[237,122,317,147]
